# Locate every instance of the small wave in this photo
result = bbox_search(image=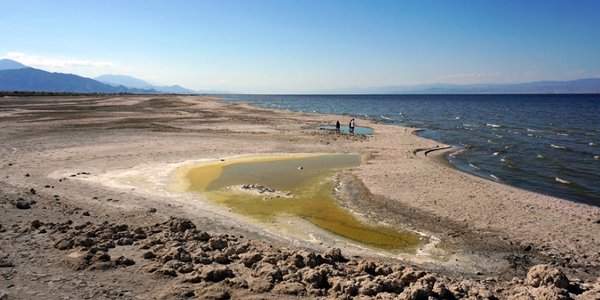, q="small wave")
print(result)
[487,139,500,145]
[463,123,477,127]
[469,163,480,170]
[595,155,600,160]
[550,144,567,149]
[555,177,570,184]
[487,124,501,128]
[494,133,503,138]
[381,115,392,120]
[449,149,467,158]
[501,157,511,162]
[455,116,460,120]
[538,155,545,159]
[557,133,569,136]
[527,129,539,132]
[590,143,597,146]
[586,133,595,136]
[527,134,541,138]
[490,174,500,181]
